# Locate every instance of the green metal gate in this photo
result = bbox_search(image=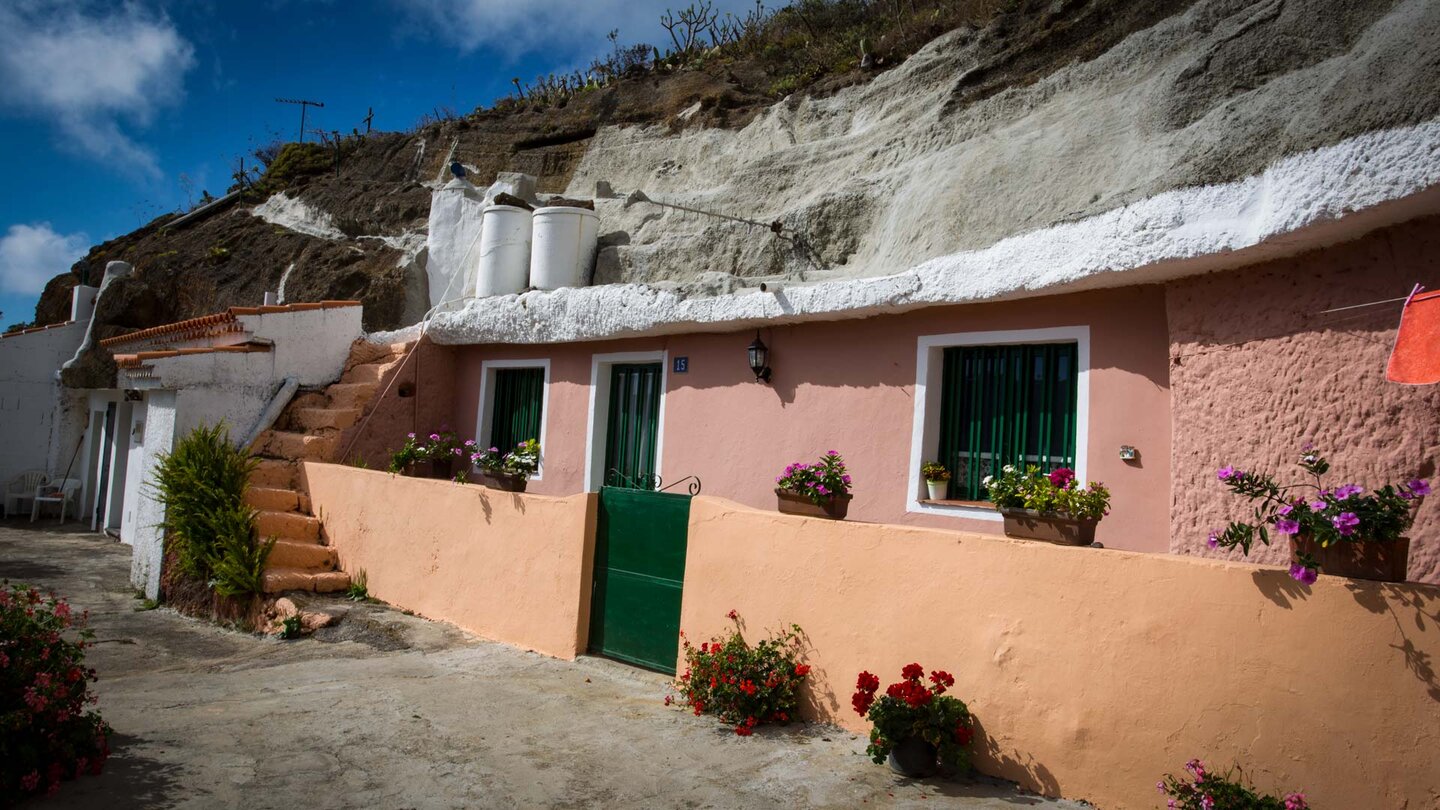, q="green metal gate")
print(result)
[588,481,694,674]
